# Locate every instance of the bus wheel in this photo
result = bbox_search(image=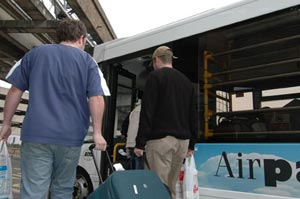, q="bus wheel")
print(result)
[73,167,93,199]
